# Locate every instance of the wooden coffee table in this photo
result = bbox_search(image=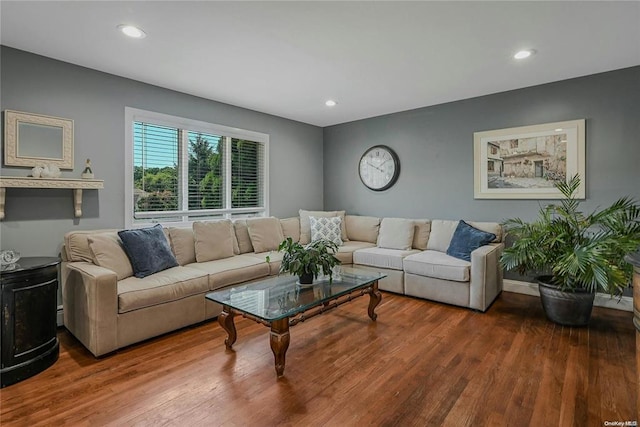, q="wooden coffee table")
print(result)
[206,267,385,377]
